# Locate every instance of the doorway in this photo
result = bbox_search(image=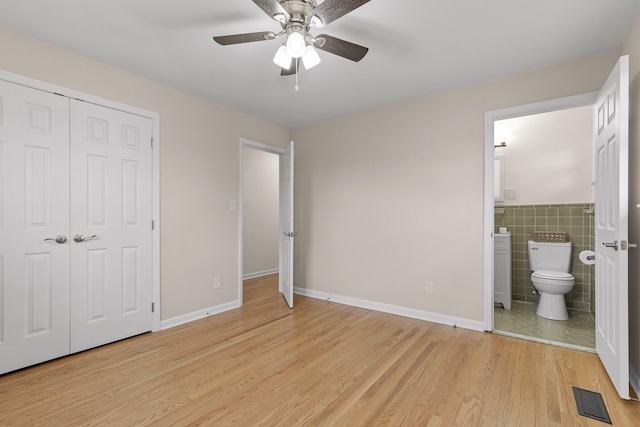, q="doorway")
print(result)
[492,105,596,350]
[483,92,599,350]
[238,138,292,306]
[242,146,280,280]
